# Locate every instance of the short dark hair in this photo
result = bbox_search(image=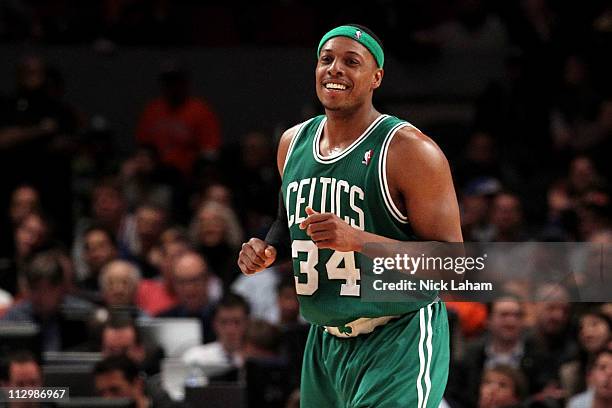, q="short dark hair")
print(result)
[93,355,140,383]
[483,364,528,401]
[103,314,143,346]
[24,250,64,288]
[580,308,612,332]
[84,224,118,248]
[587,348,612,373]
[486,293,523,316]
[0,350,40,382]
[245,319,282,354]
[214,293,250,318]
